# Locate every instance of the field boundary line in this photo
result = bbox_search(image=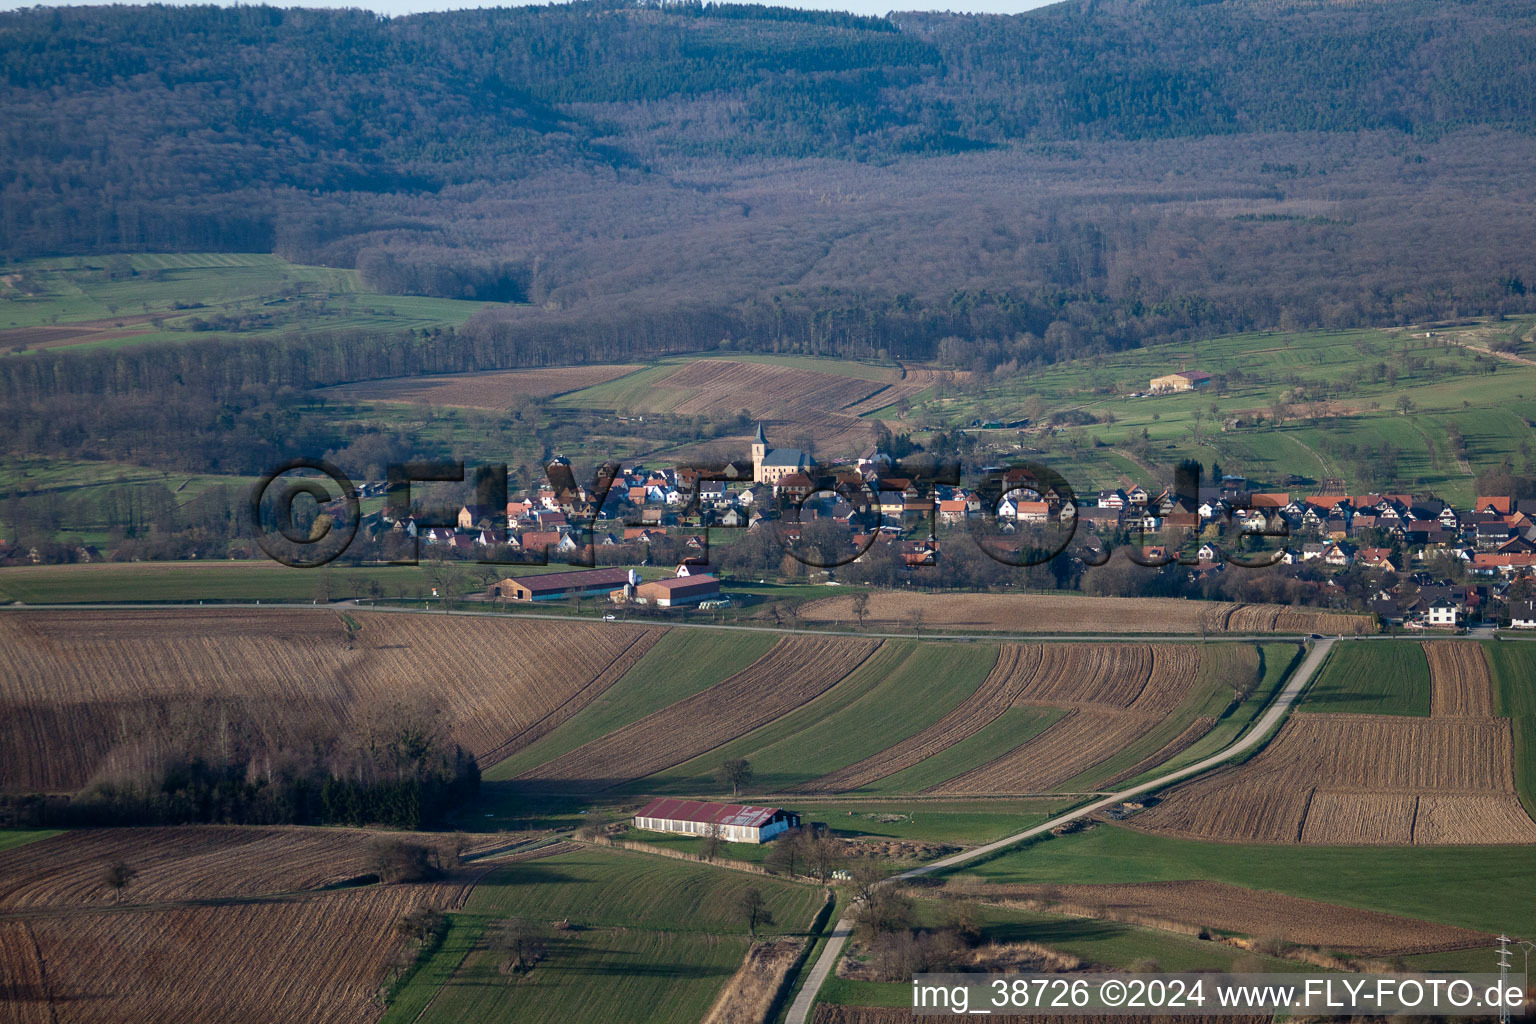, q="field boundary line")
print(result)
[0,601,1337,643]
